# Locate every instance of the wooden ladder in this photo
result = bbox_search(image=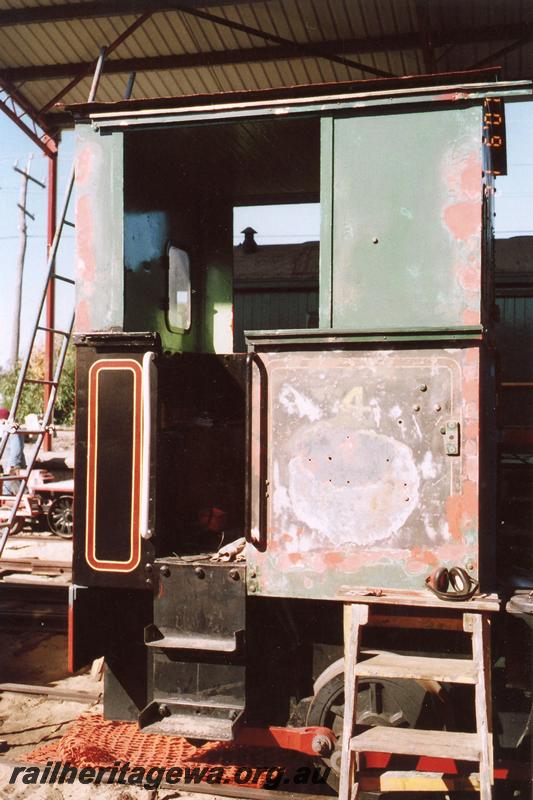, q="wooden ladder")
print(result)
[339,600,494,800]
